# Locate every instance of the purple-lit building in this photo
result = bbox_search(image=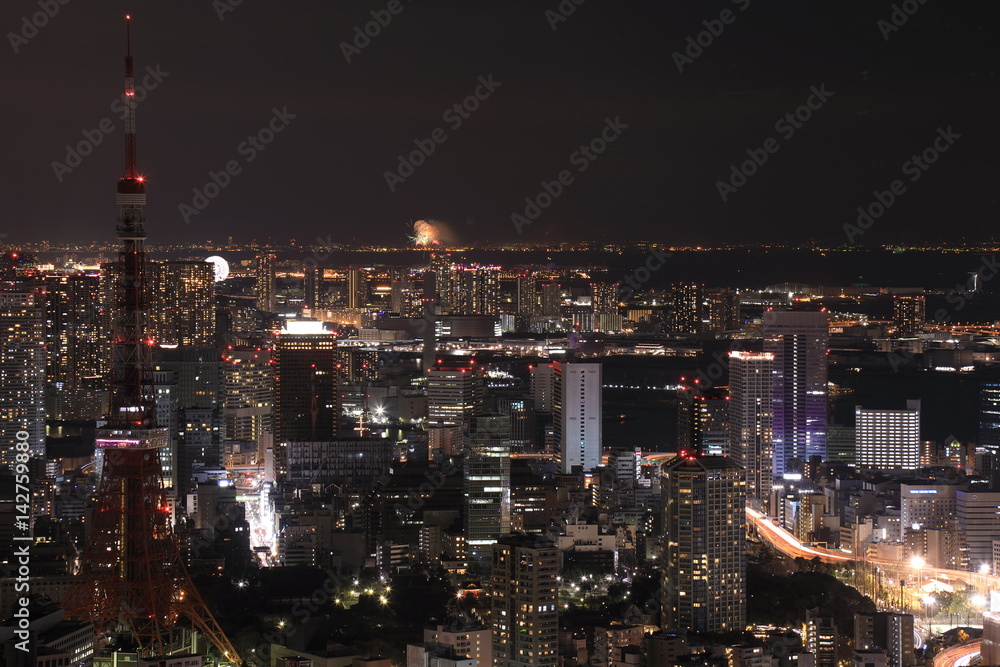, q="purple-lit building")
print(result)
[764,309,829,478]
